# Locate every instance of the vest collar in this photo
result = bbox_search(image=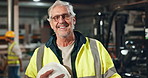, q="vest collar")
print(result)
[45,31,86,48]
